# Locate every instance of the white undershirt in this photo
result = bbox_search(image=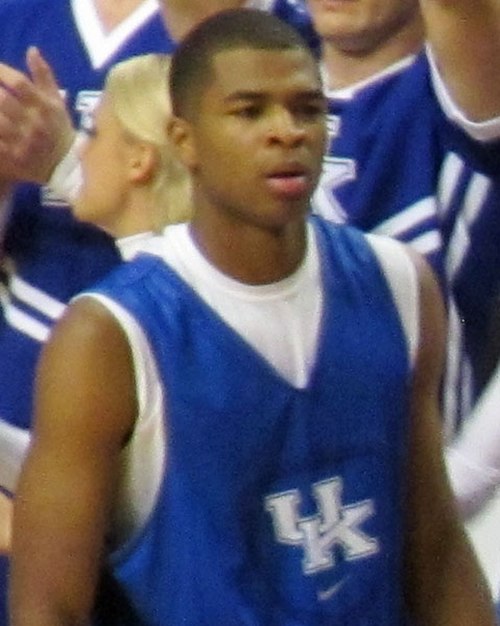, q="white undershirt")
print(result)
[116,231,155,261]
[146,222,323,388]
